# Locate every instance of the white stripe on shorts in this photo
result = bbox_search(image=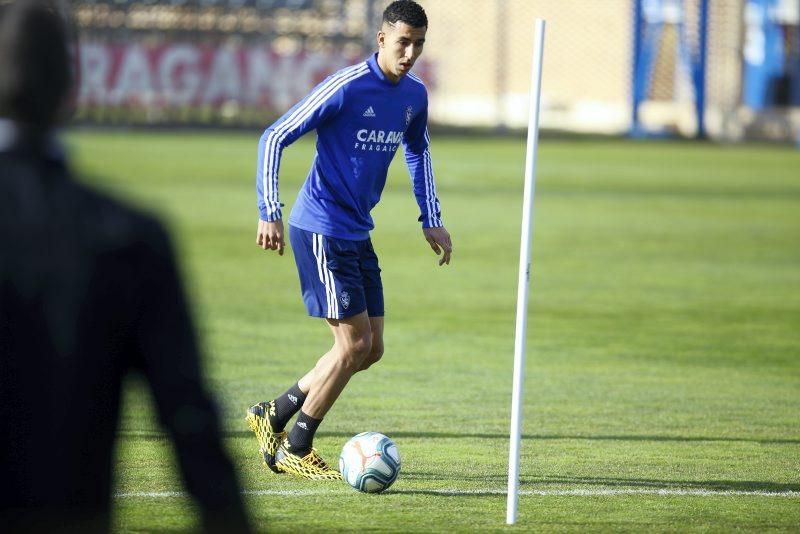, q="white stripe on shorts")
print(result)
[312,233,338,319]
